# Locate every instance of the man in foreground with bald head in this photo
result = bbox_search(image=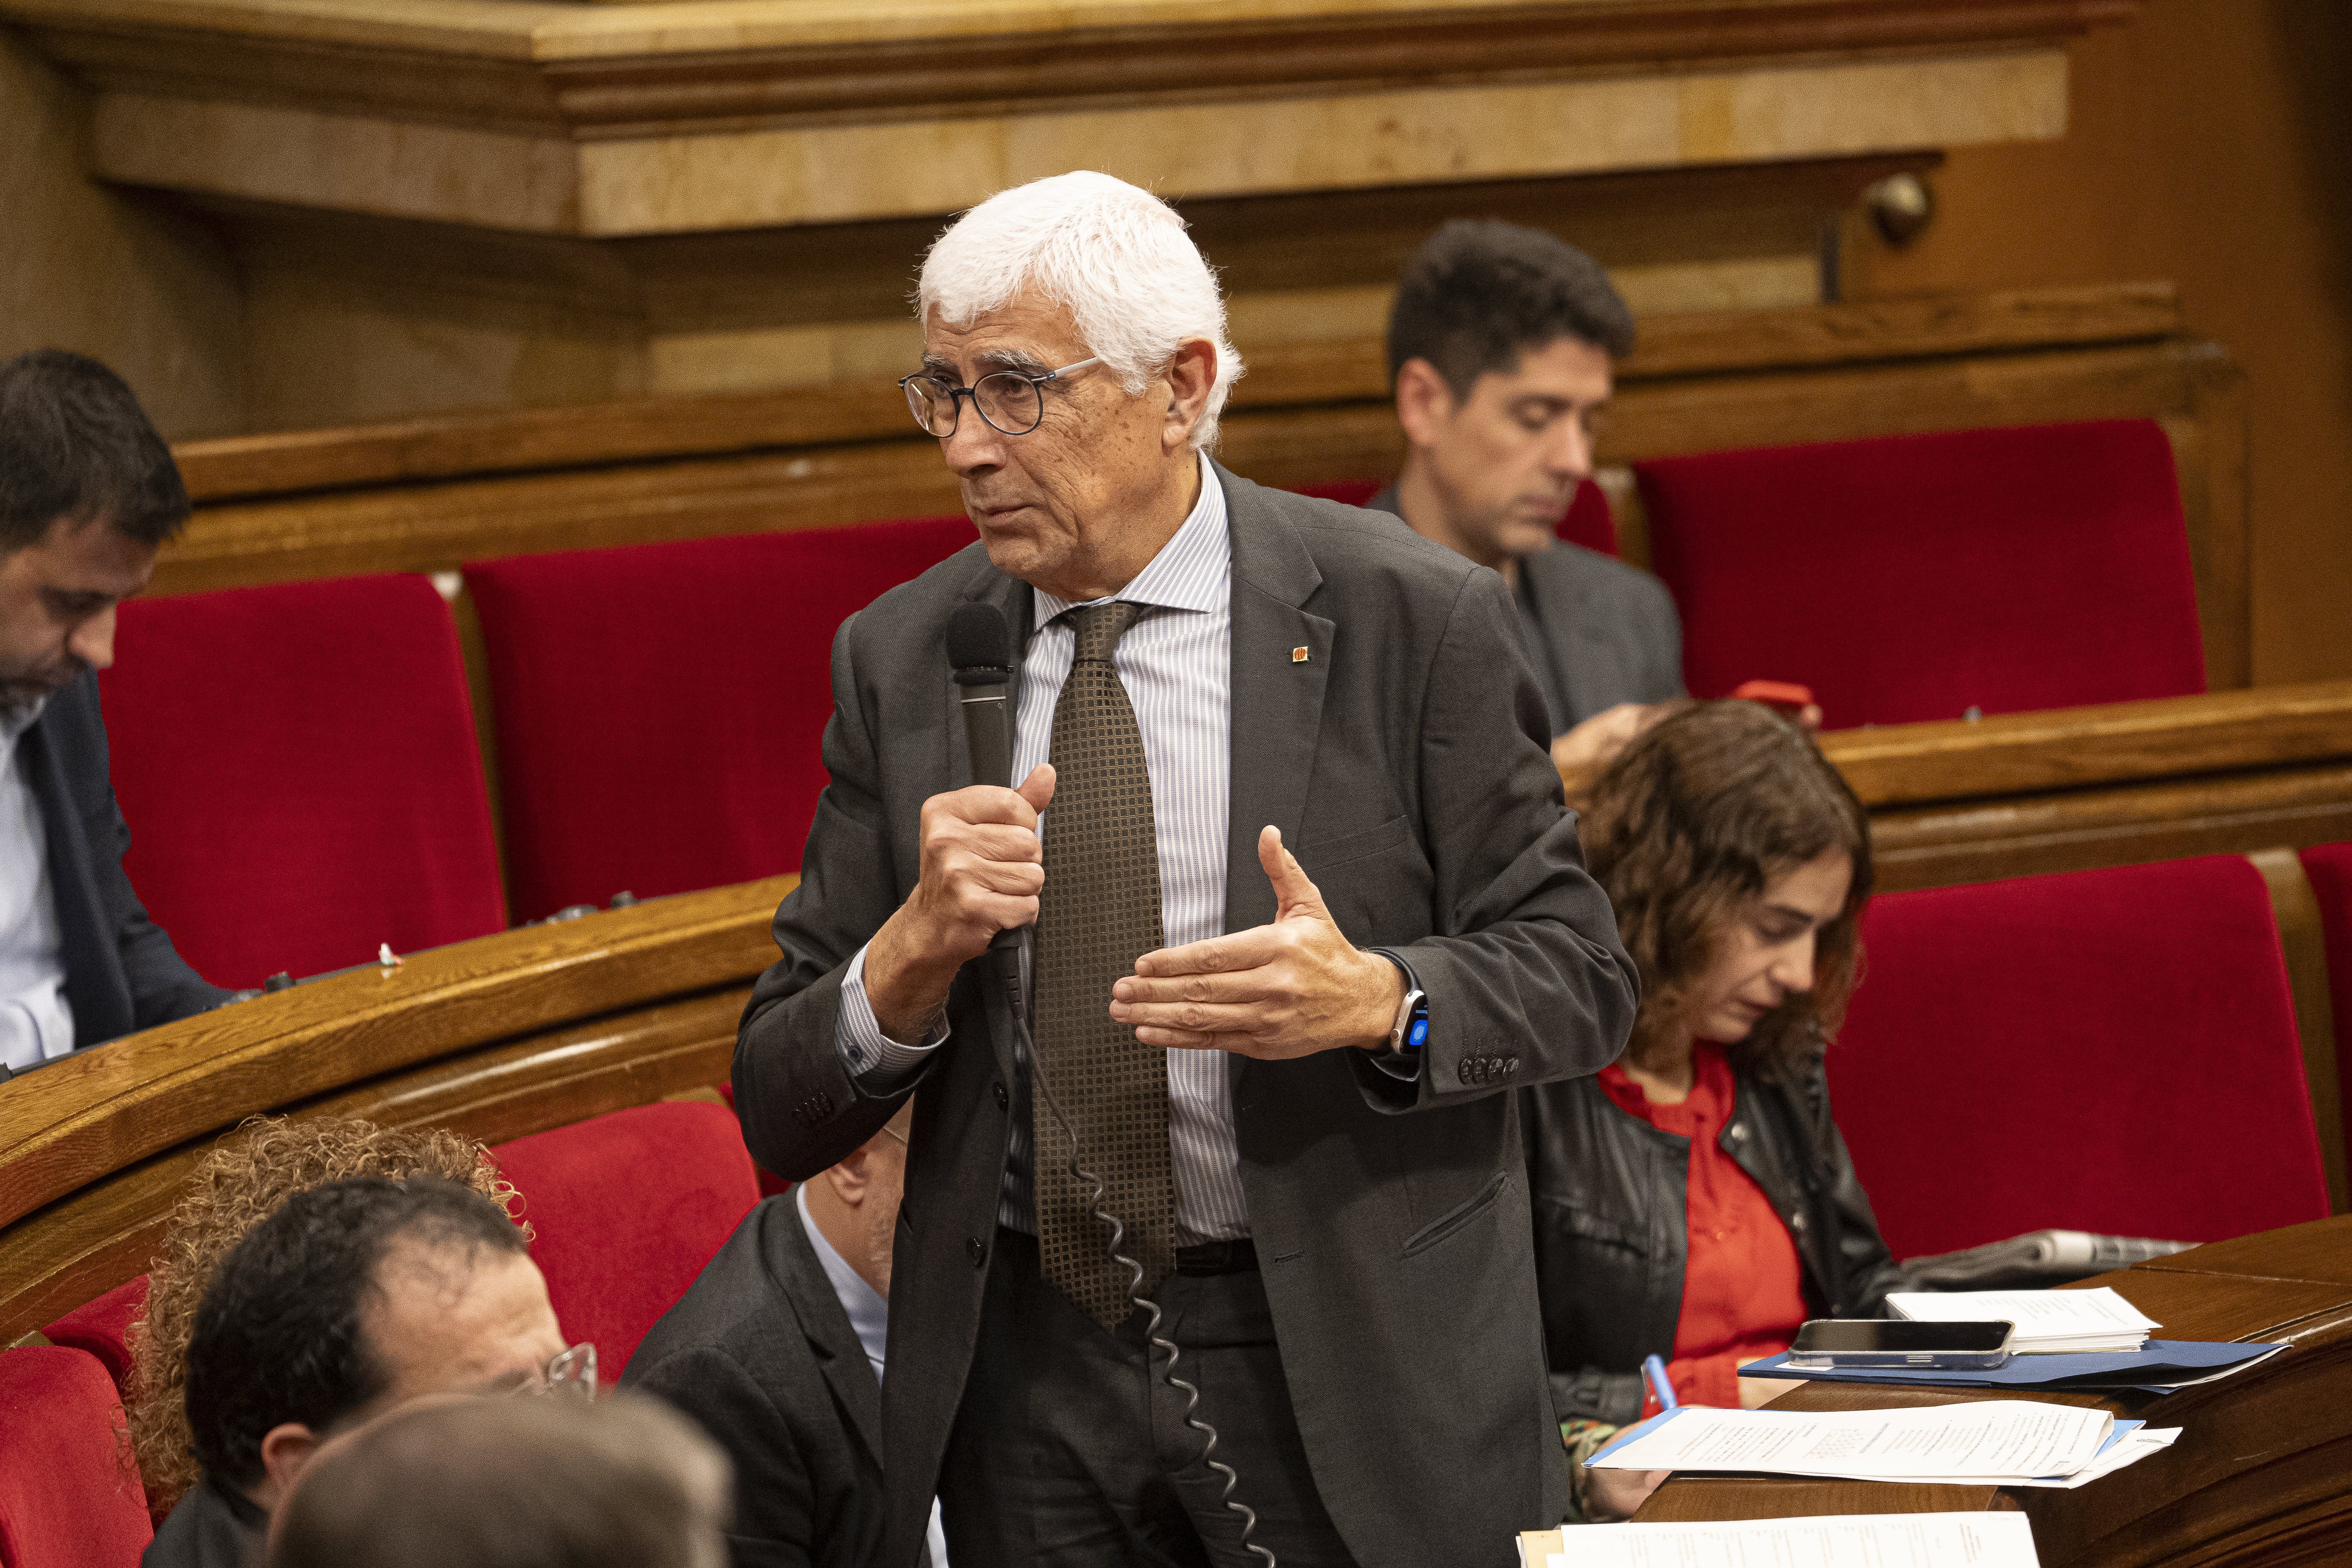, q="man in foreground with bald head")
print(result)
[733,171,1637,1568]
